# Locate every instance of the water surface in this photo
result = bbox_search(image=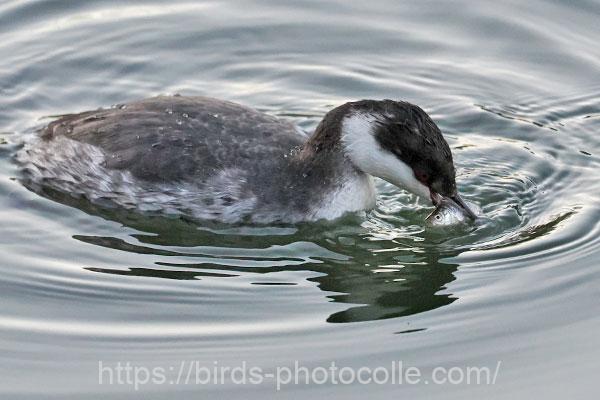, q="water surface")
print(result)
[1,0,599,398]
